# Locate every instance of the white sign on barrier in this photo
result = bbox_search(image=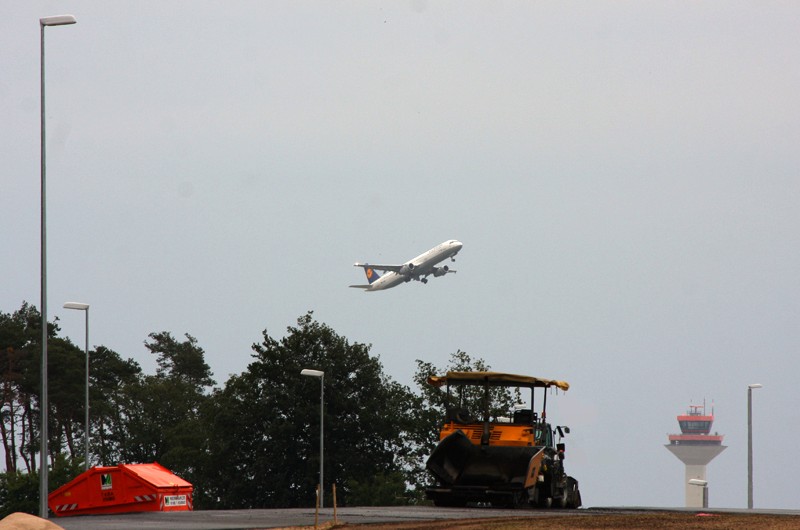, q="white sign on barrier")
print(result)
[164,495,187,507]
